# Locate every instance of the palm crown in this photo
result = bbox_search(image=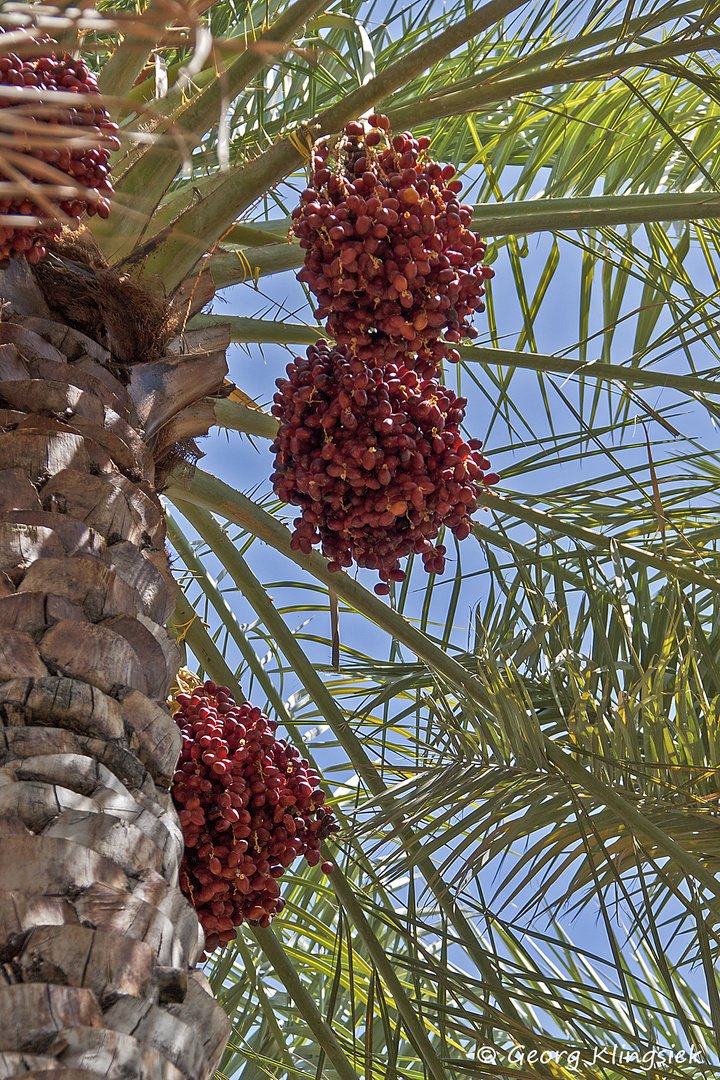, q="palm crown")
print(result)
[2,1,720,1078]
